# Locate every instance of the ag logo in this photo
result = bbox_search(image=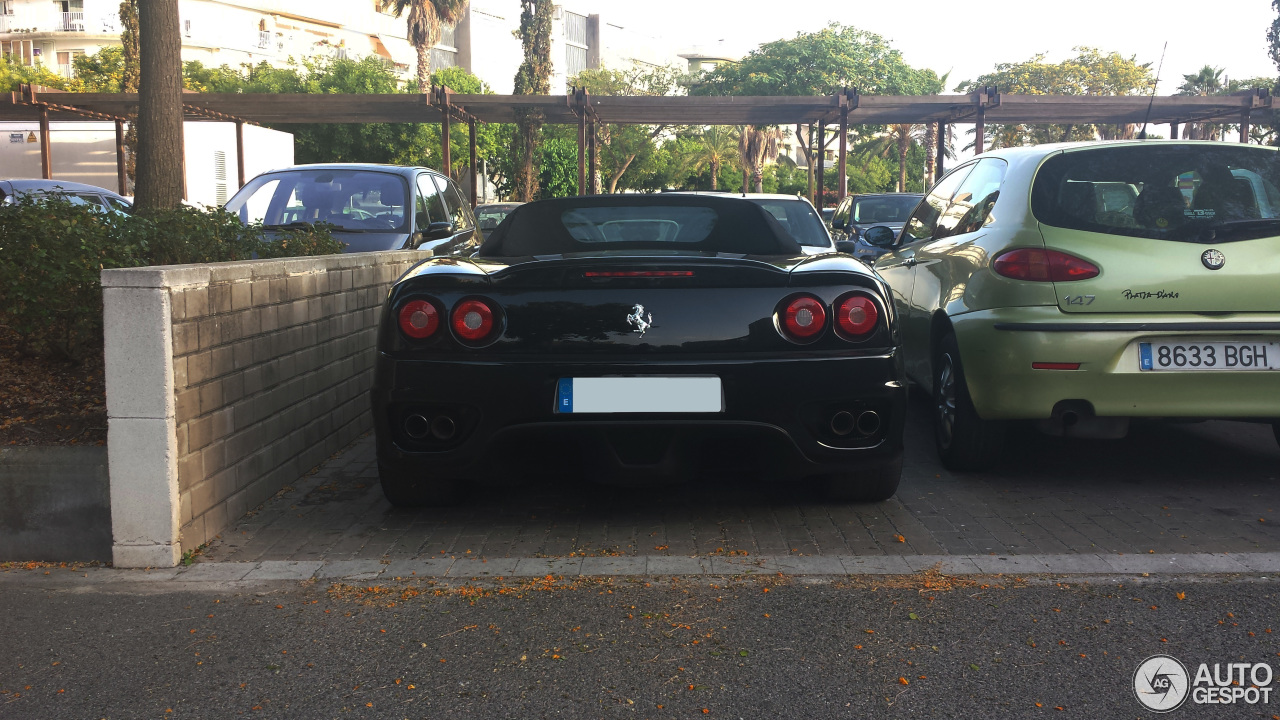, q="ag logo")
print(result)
[1201,248,1225,270]
[1134,654,1190,712]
